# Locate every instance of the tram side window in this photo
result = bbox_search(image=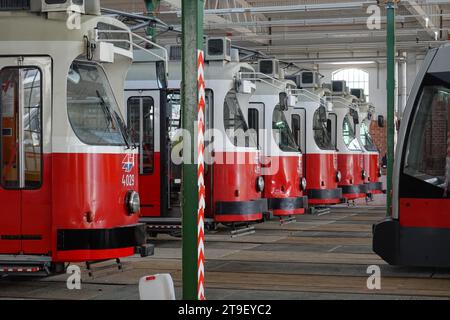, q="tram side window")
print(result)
[223,90,256,148]
[360,122,378,152]
[248,108,259,147]
[272,105,298,152]
[342,115,362,151]
[0,67,42,189]
[313,107,334,151]
[127,97,154,175]
[404,85,449,194]
[291,114,301,148]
